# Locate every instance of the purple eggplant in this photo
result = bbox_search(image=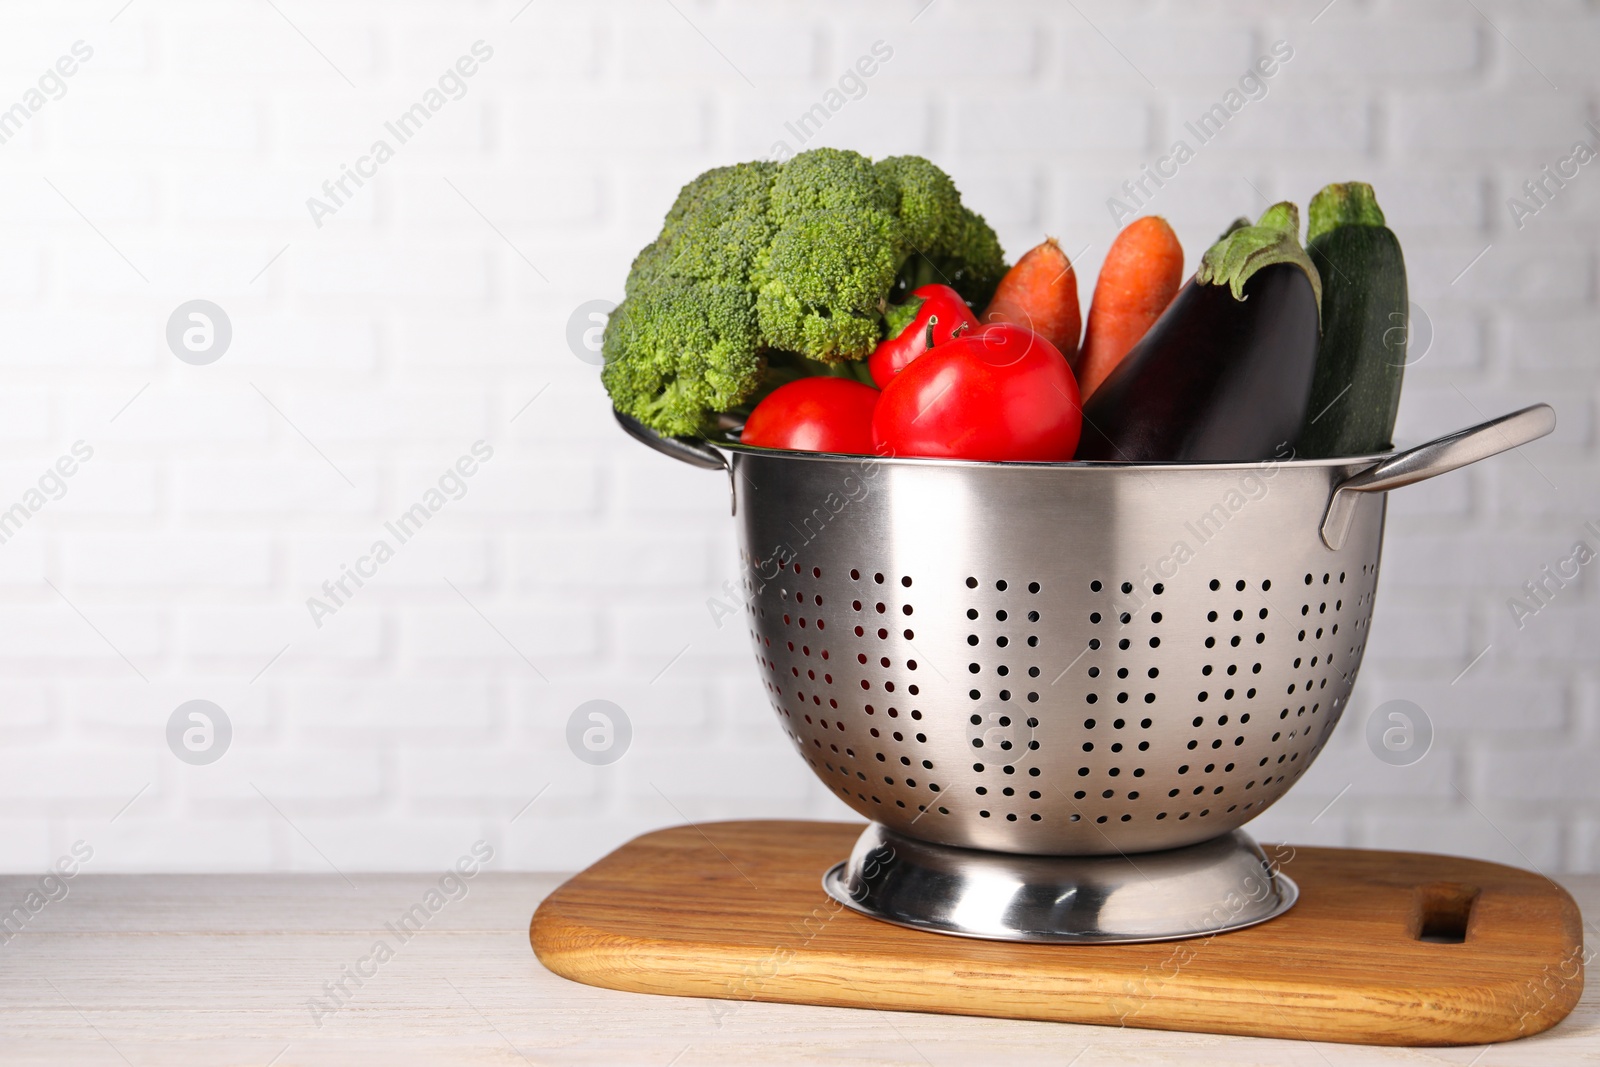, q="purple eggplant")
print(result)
[1075,203,1322,463]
